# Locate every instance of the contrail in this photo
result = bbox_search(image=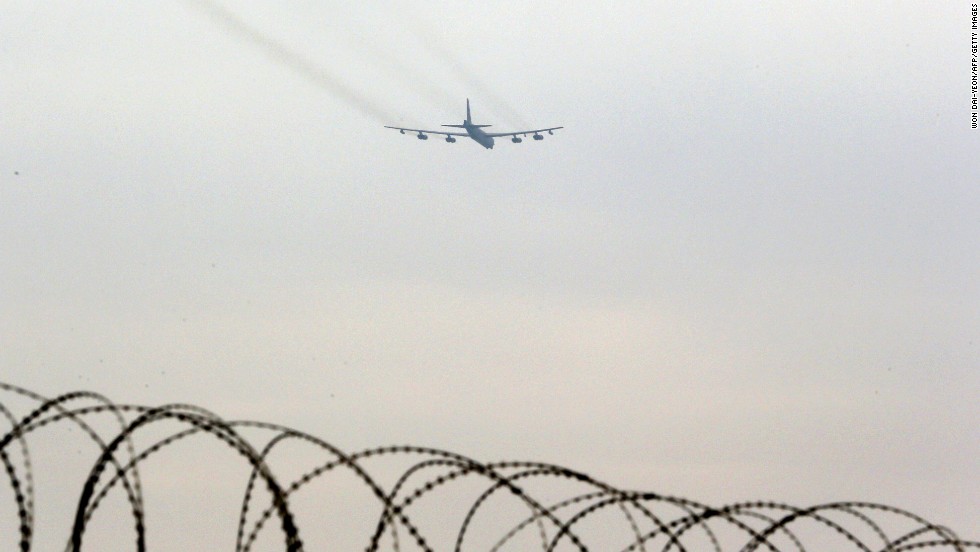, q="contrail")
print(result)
[182,0,395,123]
